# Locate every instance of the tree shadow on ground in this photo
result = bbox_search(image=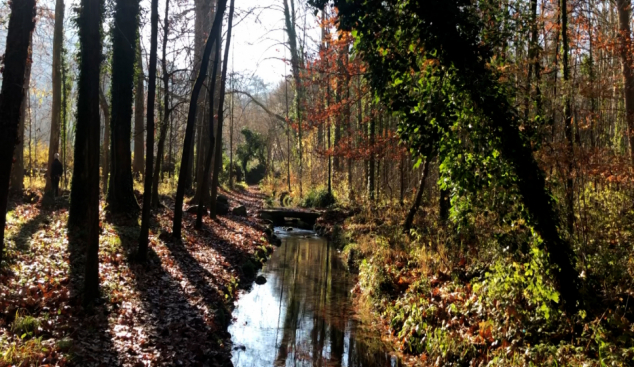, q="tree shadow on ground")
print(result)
[66,223,122,366]
[109,219,233,366]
